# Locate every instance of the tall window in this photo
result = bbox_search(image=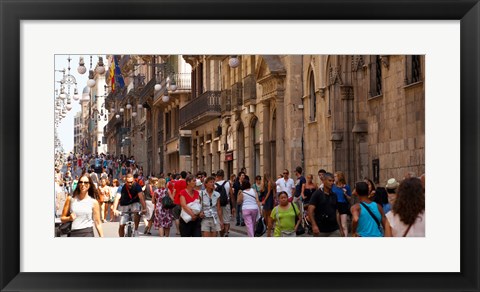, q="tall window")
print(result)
[165,112,170,138]
[370,55,382,97]
[406,55,422,84]
[309,72,316,121]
